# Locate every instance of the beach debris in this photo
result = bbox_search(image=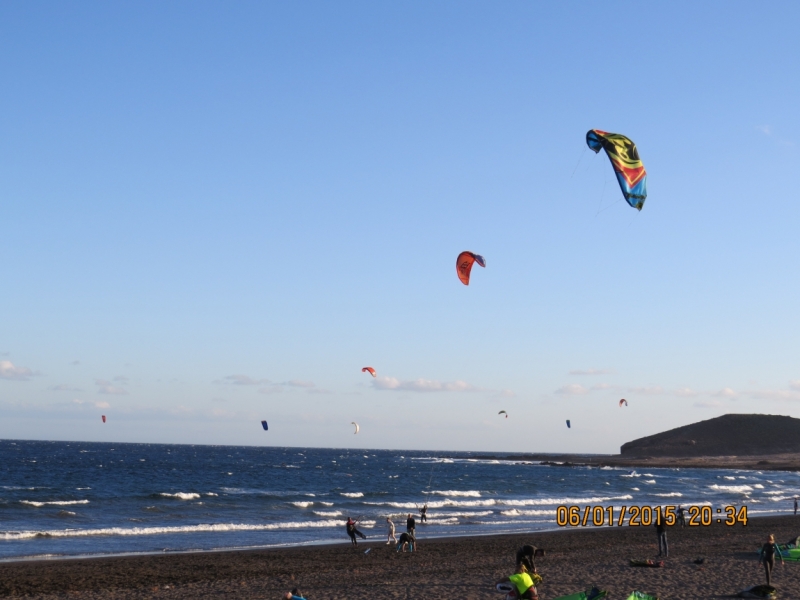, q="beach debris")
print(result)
[629,559,664,568]
[625,593,659,600]
[102,415,106,423]
[498,410,508,418]
[261,420,269,431]
[364,548,370,554]
[586,130,648,211]
[619,399,628,408]
[566,420,571,428]
[738,585,776,598]
[456,251,486,286]
[352,422,359,434]
[693,557,705,564]
[362,367,376,377]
